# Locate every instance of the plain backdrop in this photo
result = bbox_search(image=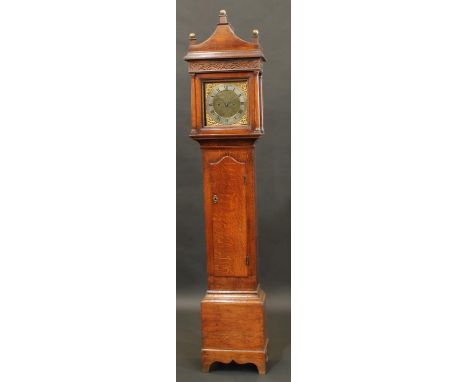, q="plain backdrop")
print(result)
[1,1,468,381]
